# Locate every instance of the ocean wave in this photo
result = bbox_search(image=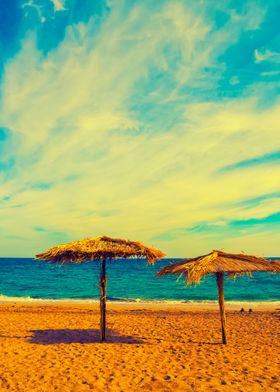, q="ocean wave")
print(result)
[0,295,99,304]
[0,294,279,308]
